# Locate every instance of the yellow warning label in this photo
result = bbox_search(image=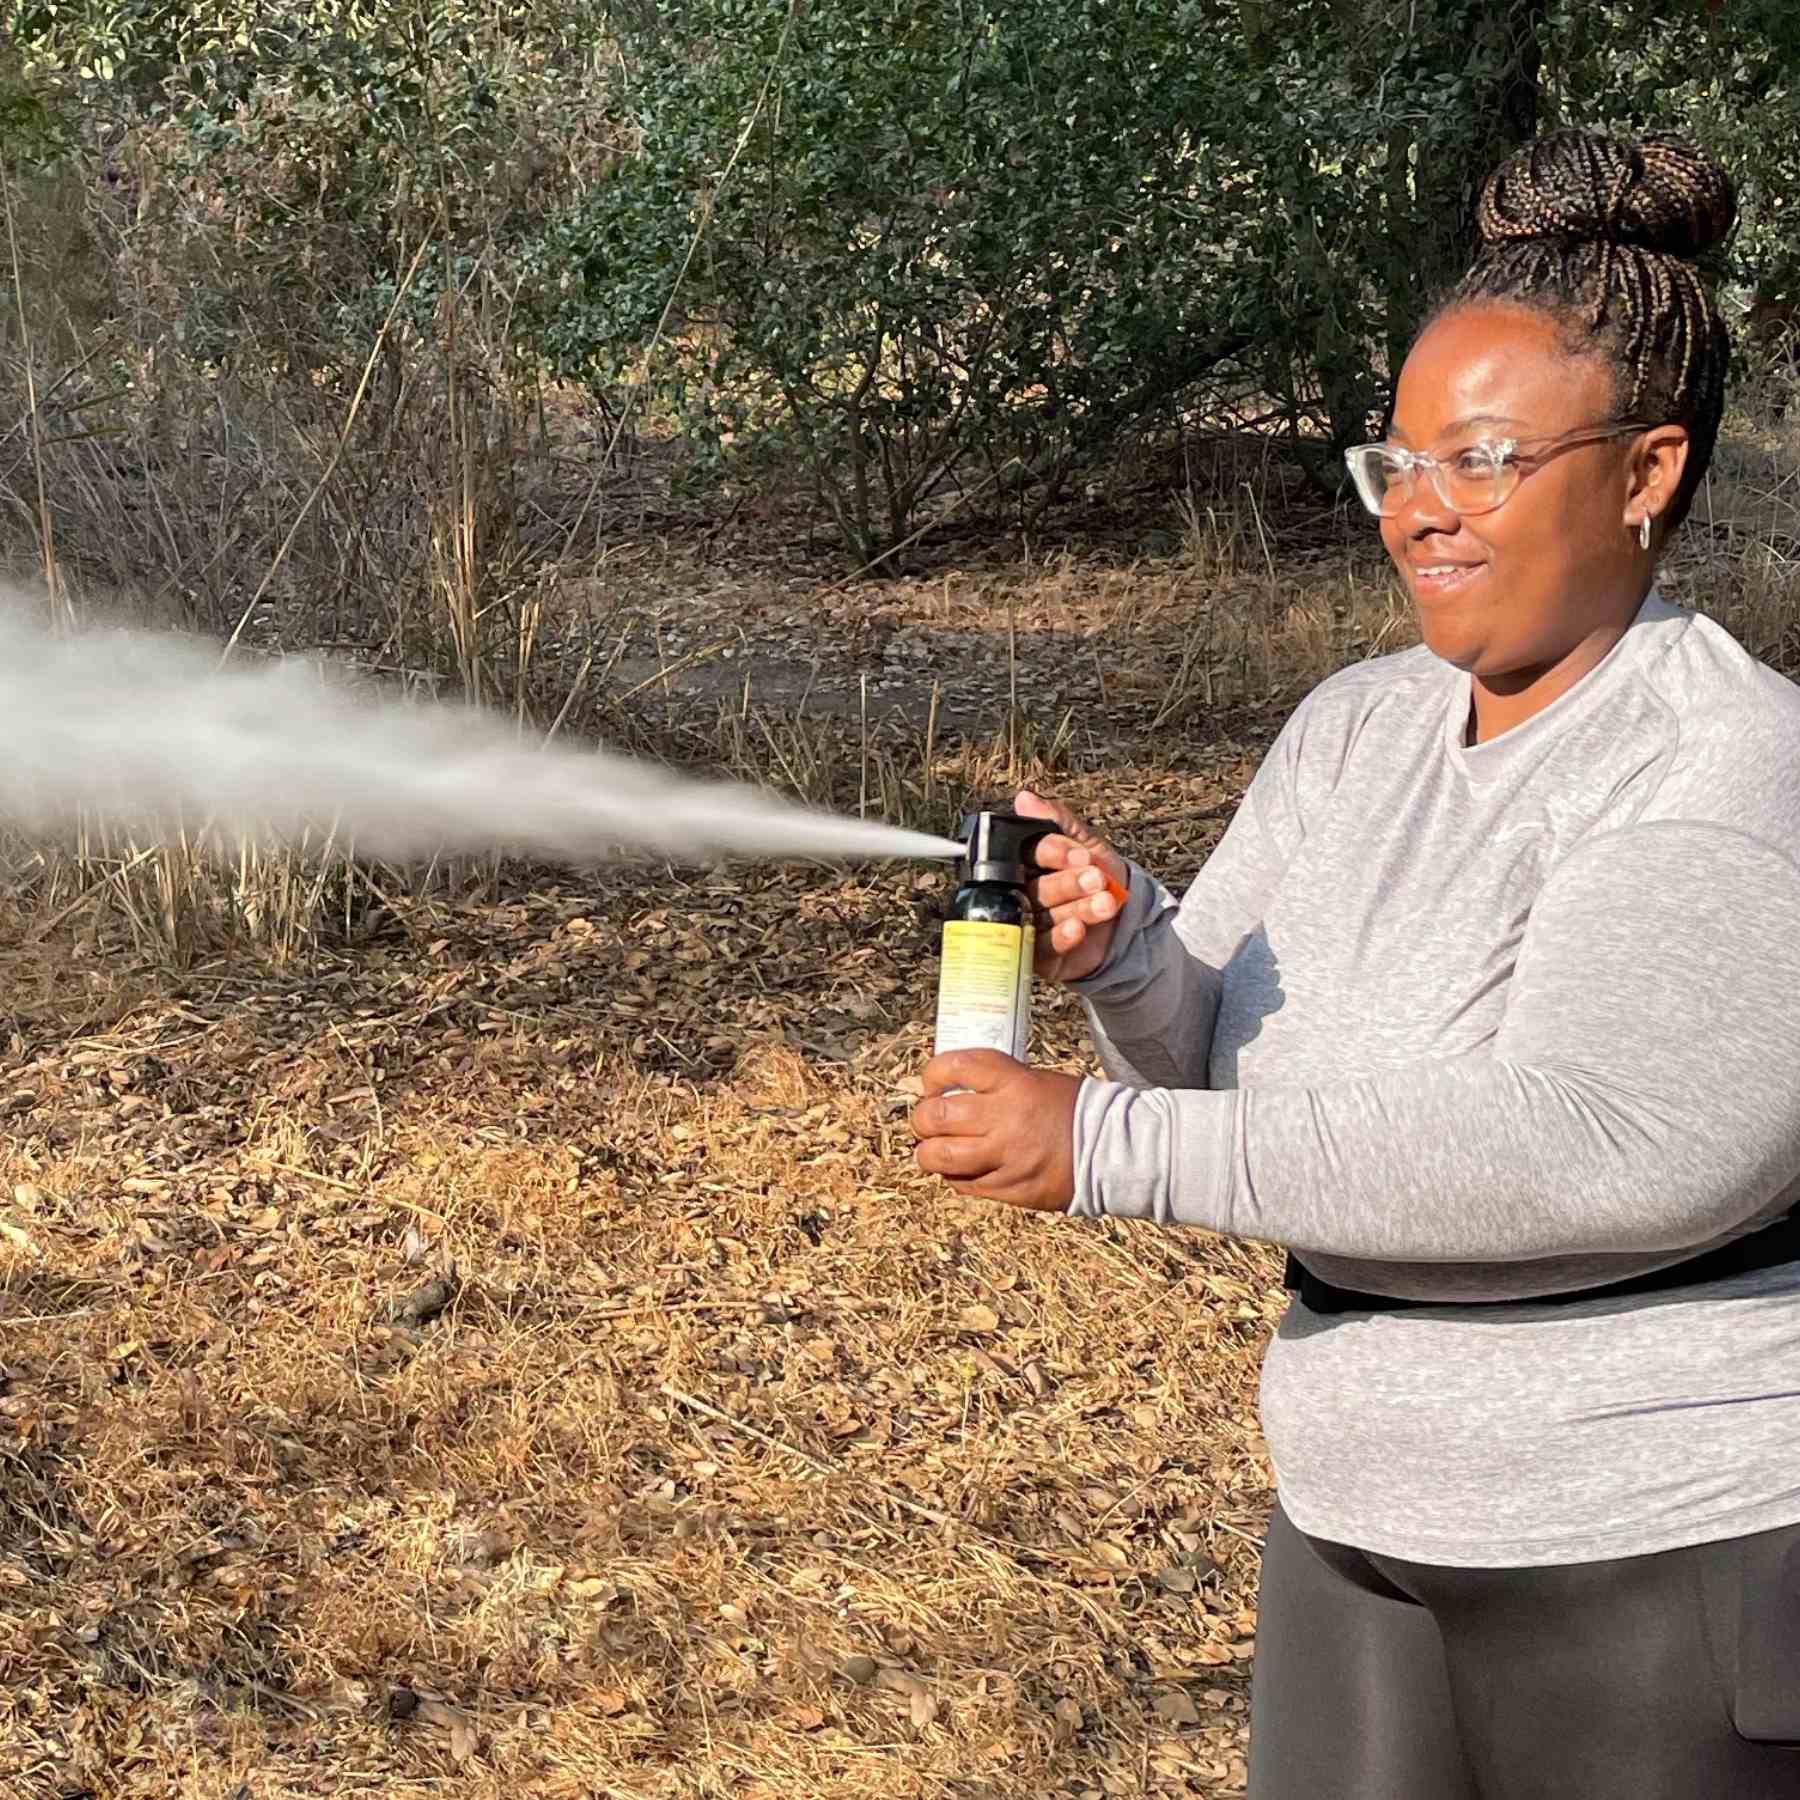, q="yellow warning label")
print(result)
[933,921,1034,1060]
